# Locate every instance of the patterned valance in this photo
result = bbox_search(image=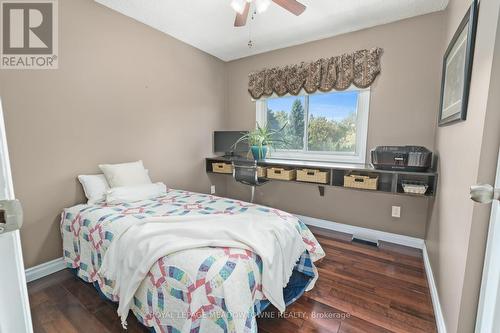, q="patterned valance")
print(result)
[248,48,383,99]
